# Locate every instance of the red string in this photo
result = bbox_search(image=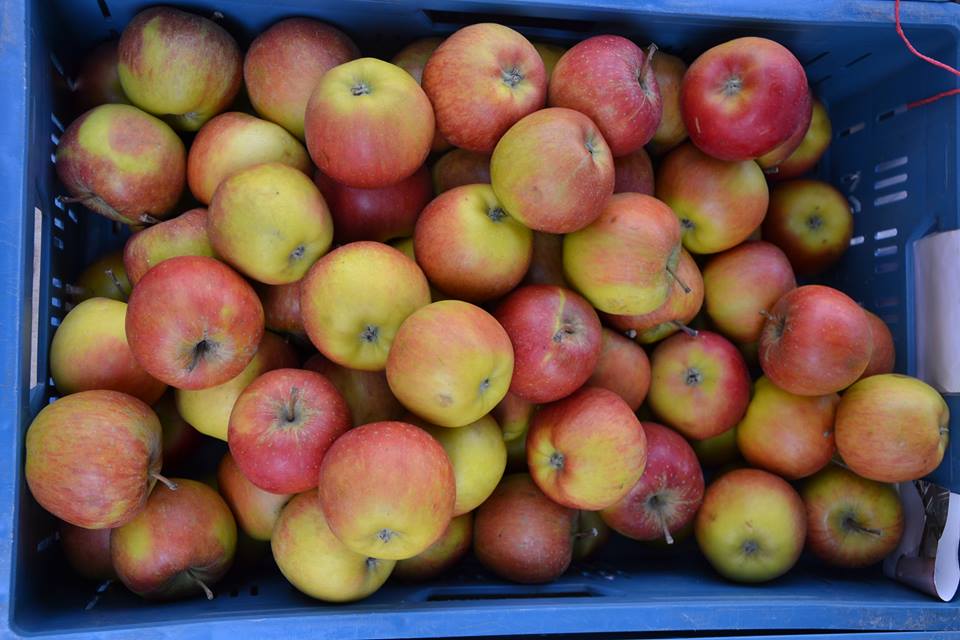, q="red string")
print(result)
[894,0,960,109]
